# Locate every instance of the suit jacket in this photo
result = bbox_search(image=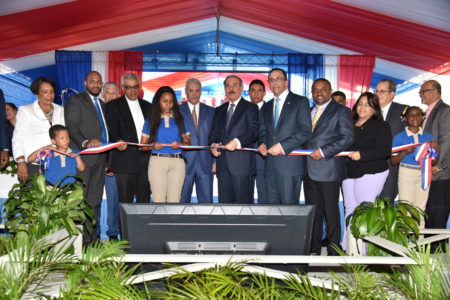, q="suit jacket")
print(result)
[259,92,312,176]
[424,99,450,180]
[180,102,214,175]
[105,96,152,174]
[65,90,105,167]
[386,101,407,136]
[0,89,11,150]
[208,98,259,176]
[306,100,354,181]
